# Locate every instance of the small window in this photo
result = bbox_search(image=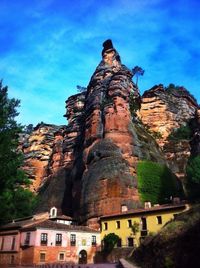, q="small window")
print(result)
[117,238,122,248]
[1,237,4,250]
[128,219,132,228]
[128,237,134,247]
[104,222,108,230]
[58,252,65,261]
[157,216,162,224]
[11,237,15,250]
[25,232,31,245]
[70,234,76,246]
[56,233,62,246]
[50,207,57,218]
[40,252,46,262]
[92,236,96,246]
[121,205,128,212]
[41,233,48,245]
[116,221,120,229]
